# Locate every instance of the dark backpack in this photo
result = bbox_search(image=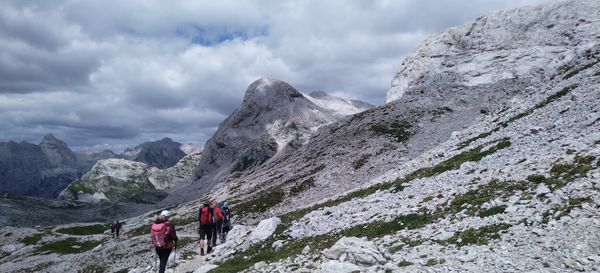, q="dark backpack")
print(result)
[199,207,213,225]
[222,207,231,227]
